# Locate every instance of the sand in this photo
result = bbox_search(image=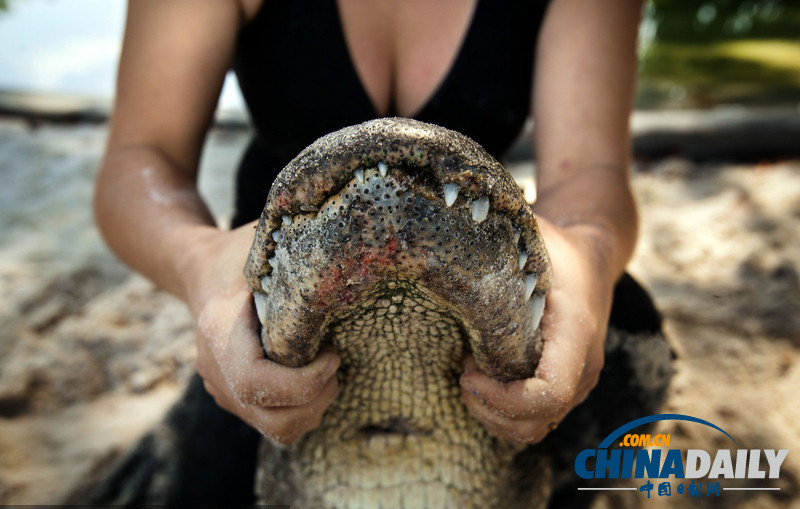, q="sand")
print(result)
[0,117,797,507]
